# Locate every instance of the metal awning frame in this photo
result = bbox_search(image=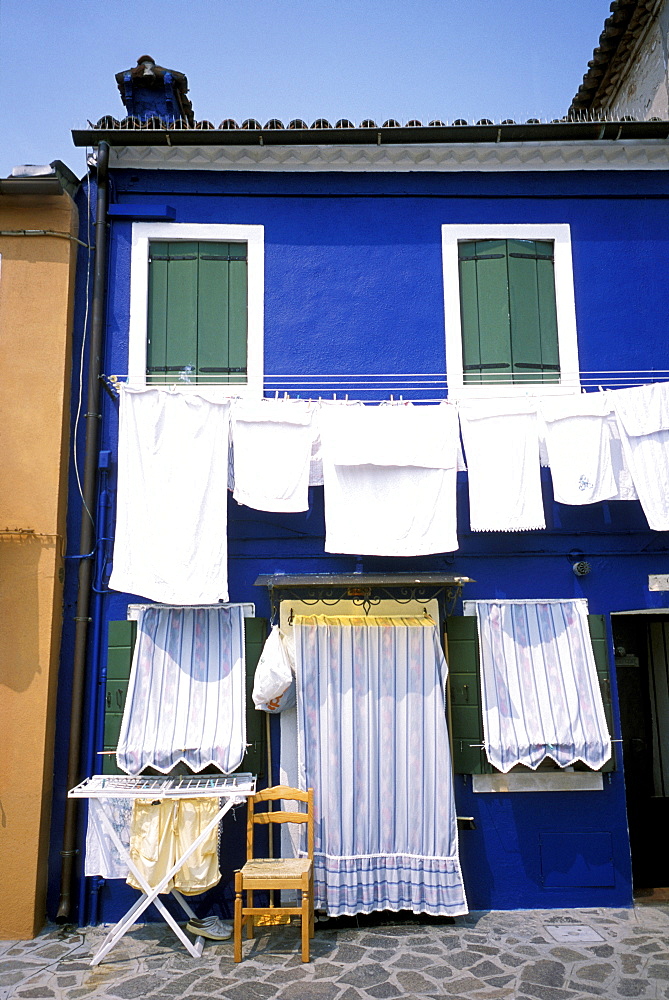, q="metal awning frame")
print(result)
[254,573,474,622]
